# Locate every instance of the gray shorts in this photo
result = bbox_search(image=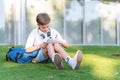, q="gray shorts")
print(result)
[34,49,52,63]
